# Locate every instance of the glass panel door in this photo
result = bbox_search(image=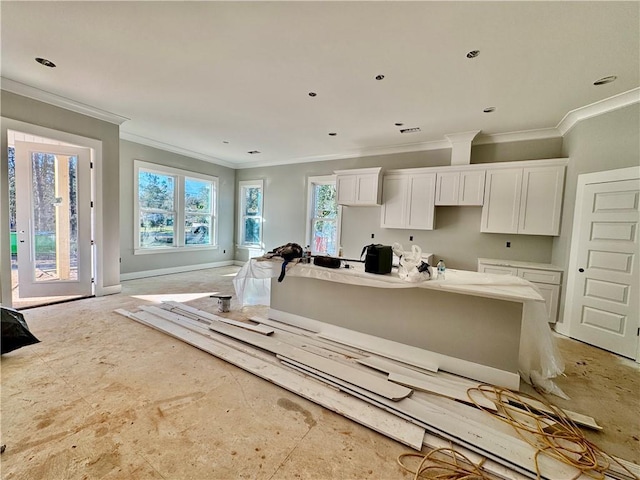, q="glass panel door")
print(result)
[14,142,92,298]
